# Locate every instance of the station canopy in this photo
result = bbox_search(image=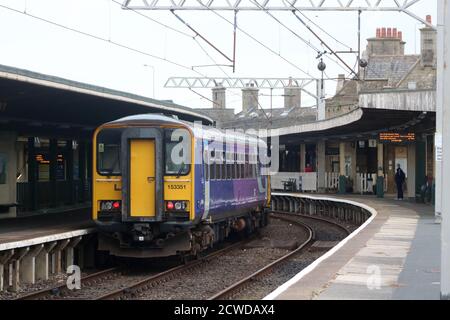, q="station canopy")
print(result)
[0,64,212,139]
[277,108,435,145]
